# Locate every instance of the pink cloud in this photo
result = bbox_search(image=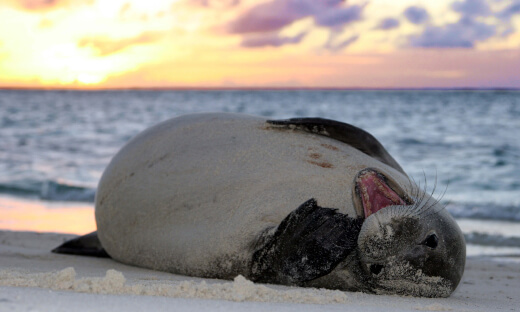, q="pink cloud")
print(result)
[227,0,363,34]
[190,0,241,8]
[19,0,60,10]
[3,0,92,12]
[241,31,307,48]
